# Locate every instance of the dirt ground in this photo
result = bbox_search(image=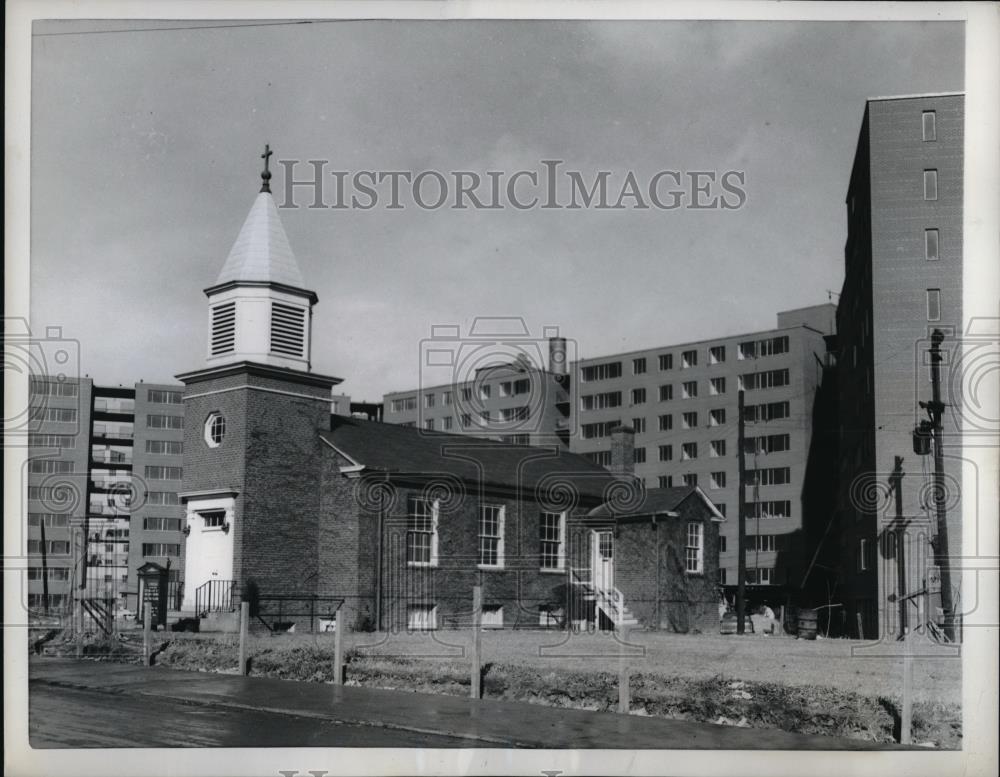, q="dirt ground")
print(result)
[245,627,962,706]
